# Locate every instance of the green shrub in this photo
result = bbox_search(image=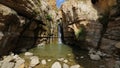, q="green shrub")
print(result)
[75,27,86,41]
[46,14,52,21]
